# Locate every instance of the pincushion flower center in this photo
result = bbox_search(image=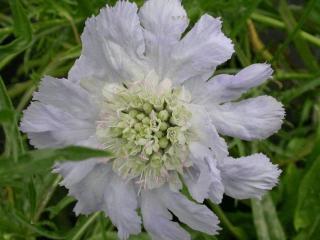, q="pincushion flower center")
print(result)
[96,84,193,189]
